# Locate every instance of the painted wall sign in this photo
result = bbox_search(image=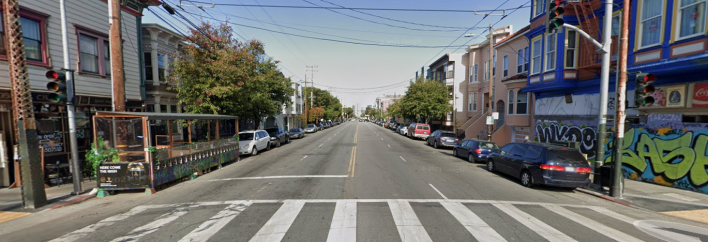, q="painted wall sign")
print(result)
[647,114,682,127]
[691,82,708,107]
